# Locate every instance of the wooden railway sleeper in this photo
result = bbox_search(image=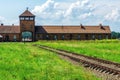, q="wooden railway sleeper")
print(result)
[101,69,106,73]
[95,66,100,70]
[109,70,114,74]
